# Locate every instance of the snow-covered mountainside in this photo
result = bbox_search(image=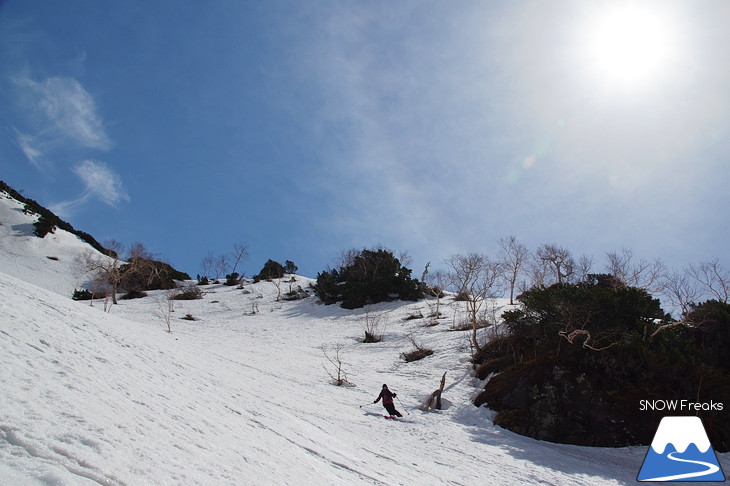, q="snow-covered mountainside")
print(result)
[0,190,109,297]
[1,193,727,485]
